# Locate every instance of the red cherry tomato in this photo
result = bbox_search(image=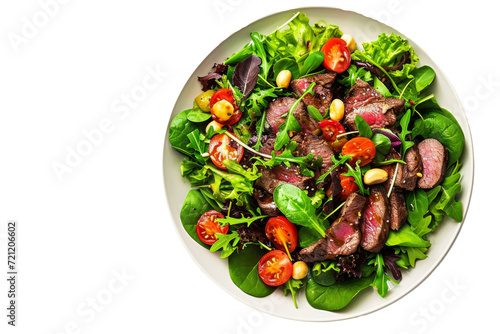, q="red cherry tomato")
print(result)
[208,133,244,170]
[258,250,293,286]
[321,38,351,73]
[265,216,298,253]
[209,88,242,125]
[342,137,376,167]
[196,210,228,245]
[339,171,359,201]
[318,119,346,142]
